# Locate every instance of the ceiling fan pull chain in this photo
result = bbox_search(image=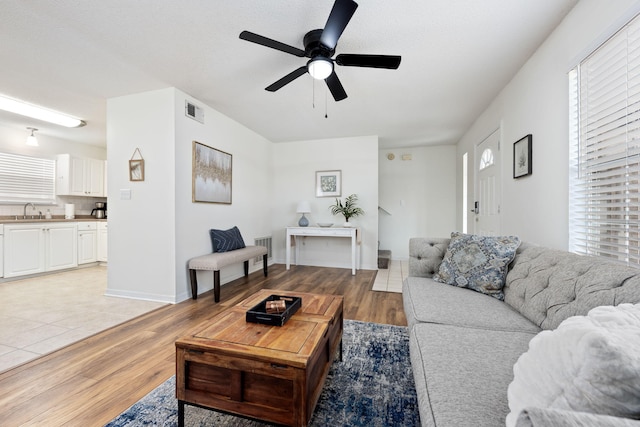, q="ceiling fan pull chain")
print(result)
[312,78,316,109]
[325,85,328,118]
